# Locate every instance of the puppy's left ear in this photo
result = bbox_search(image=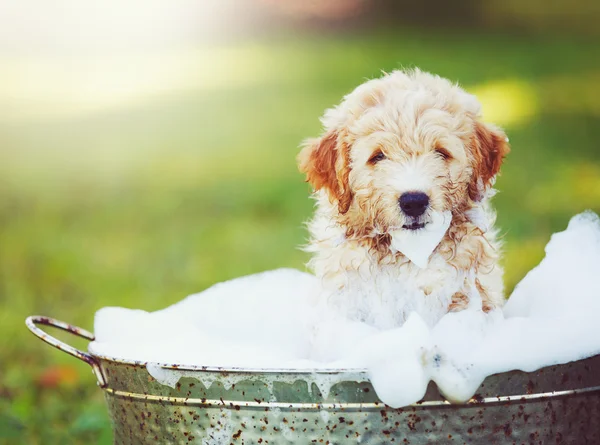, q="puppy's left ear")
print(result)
[468,121,511,202]
[298,130,353,214]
